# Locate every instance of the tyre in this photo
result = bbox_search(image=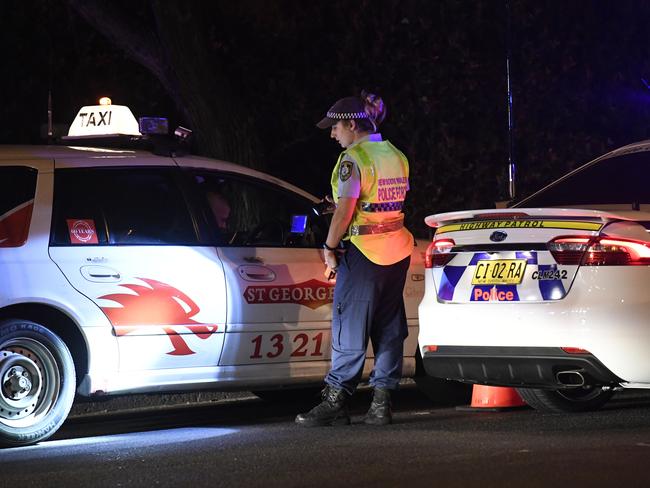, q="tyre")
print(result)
[0,319,76,447]
[515,386,614,413]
